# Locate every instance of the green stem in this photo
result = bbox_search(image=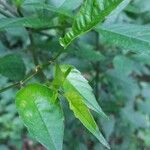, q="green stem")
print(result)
[94,31,100,99]
[0,82,20,93]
